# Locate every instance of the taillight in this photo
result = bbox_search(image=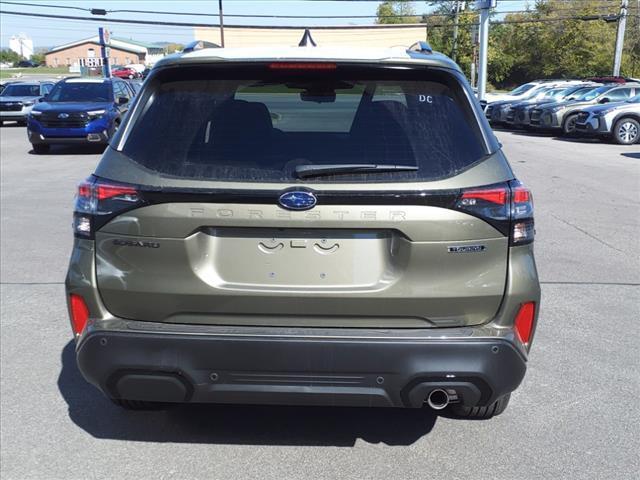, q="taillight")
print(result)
[456,185,510,235]
[456,181,534,245]
[510,182,534,245]
[73,176,142,239]
[69,294,89,336]
[514,302,536,345]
